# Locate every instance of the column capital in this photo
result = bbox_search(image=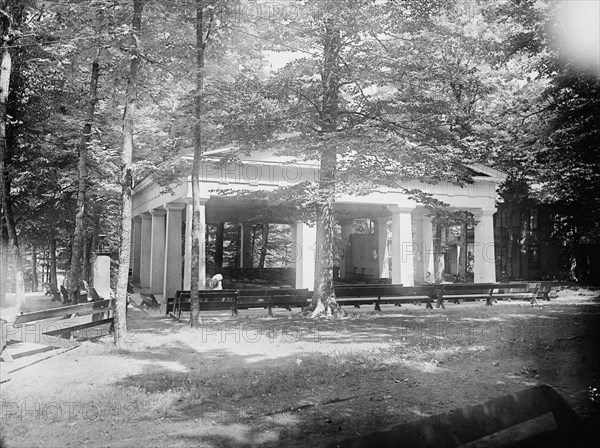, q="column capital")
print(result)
[140,212,152,220]
[164,202,187,211]
[387,205,415,214]
[184,197,210,206]
[374,216,390,224]
[150,208,167,216]
[133,216,142,222]
[473,209,495,218]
